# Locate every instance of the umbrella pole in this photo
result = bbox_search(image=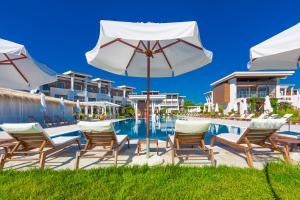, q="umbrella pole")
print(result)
[146,51,151,158]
